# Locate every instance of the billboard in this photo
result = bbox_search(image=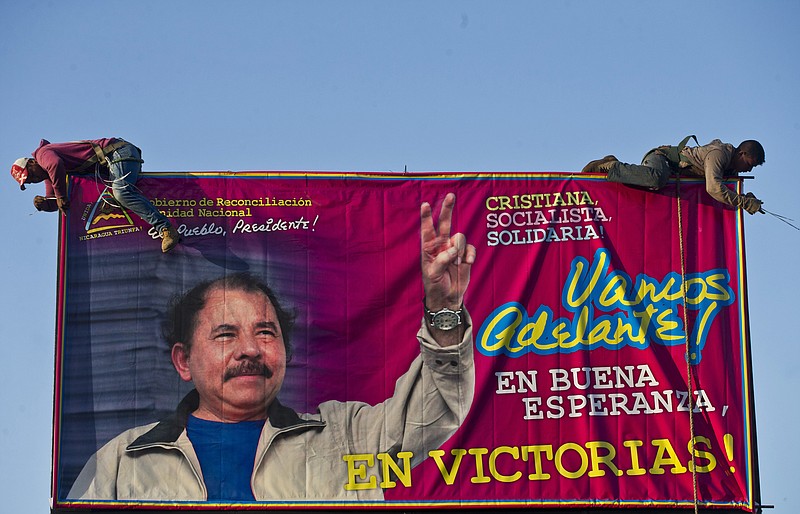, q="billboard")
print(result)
[52,172,758,511]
